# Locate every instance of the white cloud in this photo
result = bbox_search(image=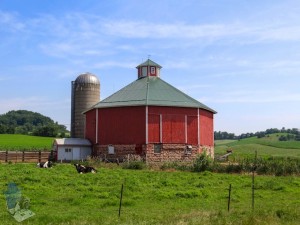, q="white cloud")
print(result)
[101,20,300,43]
[0,11,25,32]
[3,9,300,61]
[93,61,136,69]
